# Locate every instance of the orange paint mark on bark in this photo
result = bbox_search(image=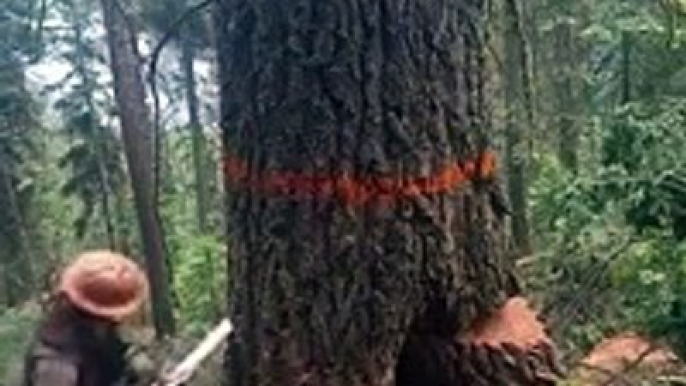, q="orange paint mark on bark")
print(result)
[222,150,497,206]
